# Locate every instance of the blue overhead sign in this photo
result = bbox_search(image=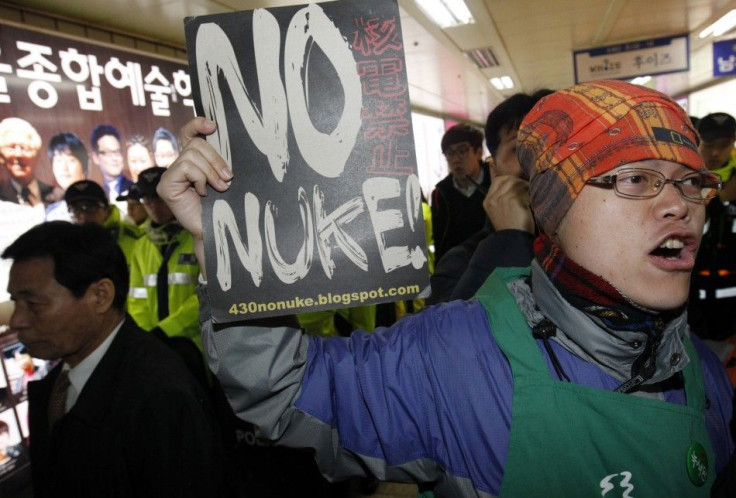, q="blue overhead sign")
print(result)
[574,34,689,83]
[713,39,736,76]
